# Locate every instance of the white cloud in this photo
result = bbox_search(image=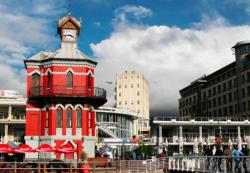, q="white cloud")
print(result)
[91,22,250,115]
[0,1,65,94]
[192,14,230,30]
[113,5,152,29]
